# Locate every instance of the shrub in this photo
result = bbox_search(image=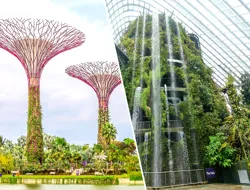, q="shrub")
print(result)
[129,172,143,181]
[205,133,236,168]
[0,175,118,185]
